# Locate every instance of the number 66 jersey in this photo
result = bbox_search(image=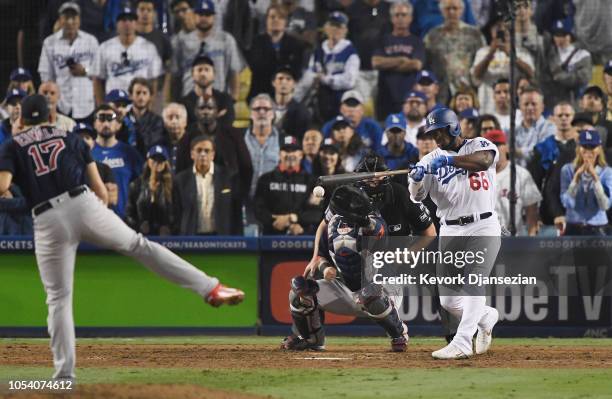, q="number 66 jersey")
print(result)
[0,125,91,209]
[411,137,498,222]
